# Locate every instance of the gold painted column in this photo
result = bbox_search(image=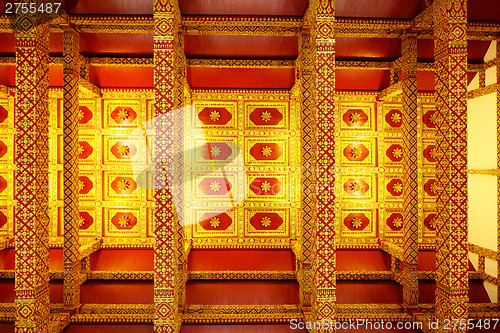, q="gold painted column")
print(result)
[314,0,337,328]
[433,0,469,330]
[299,14,316,317]
[153,0,182,331]
[14,14,51,333]
[401,33,419,308]
[62,26,81,310]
